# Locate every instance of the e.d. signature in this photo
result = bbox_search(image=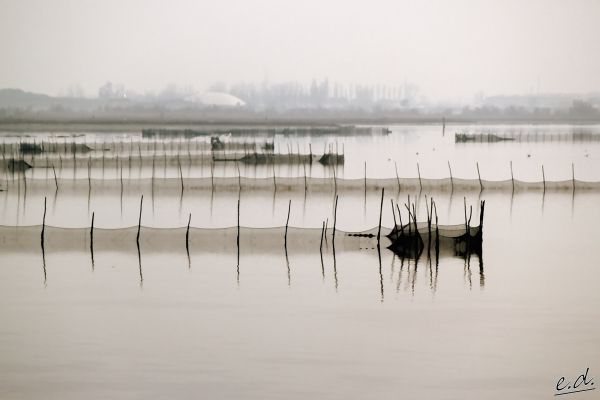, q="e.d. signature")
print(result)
[556,368,595,396]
